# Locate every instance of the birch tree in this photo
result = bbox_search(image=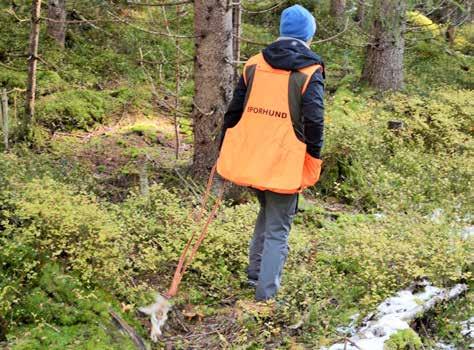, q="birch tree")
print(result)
[23,0,42,139]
